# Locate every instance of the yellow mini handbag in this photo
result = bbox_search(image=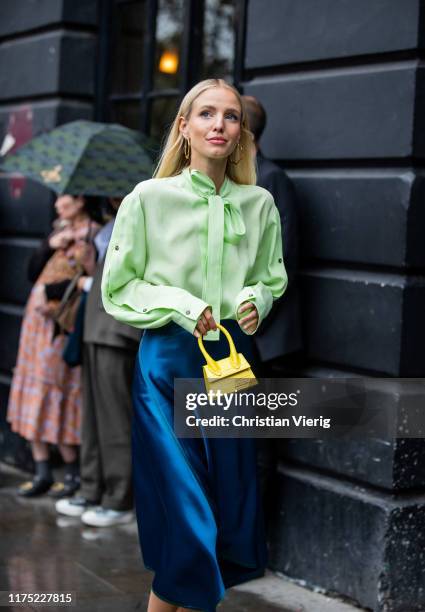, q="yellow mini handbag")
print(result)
[197,322,258,395]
